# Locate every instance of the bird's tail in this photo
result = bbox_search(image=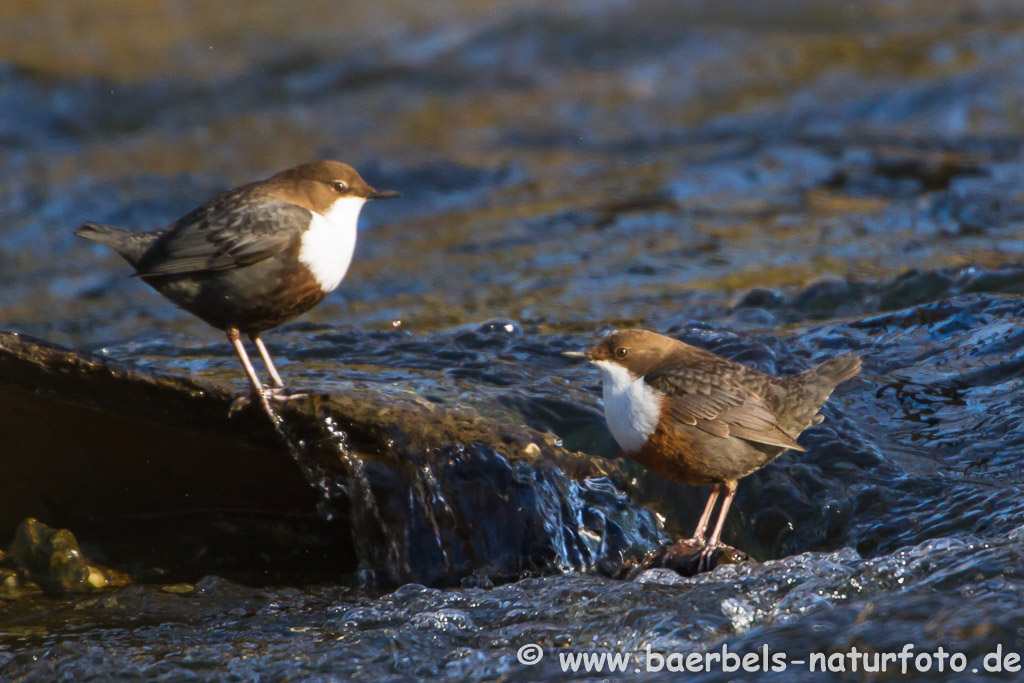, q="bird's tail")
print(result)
[76,222,156,269]
[805,353,862,387]
[780,353,862,430]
